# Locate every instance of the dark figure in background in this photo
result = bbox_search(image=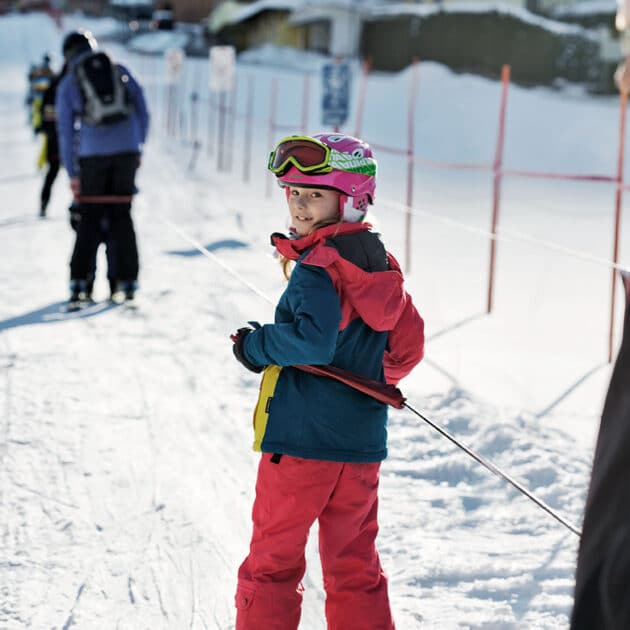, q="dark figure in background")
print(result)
[55,30,149,304]
[33,62,67,217]
[26,53,54,108]
[570,271,630,630]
